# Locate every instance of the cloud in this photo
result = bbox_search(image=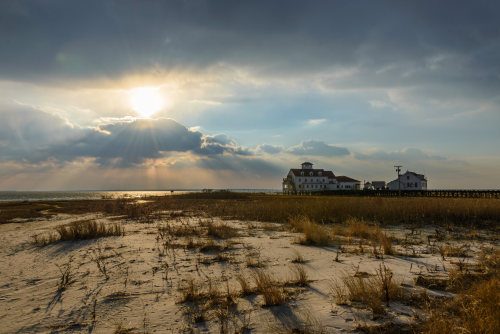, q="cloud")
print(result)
[196,155,282,177]
[287,140,350,157]
[1,0,499,95]
[355,148,446,162]
[0,104,252,167]
[256,144,284,154]
[307,118,327,125]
